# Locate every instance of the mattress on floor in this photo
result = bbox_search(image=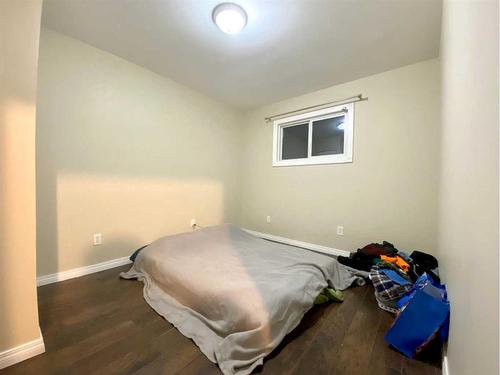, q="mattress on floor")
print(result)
[121,224,361,375]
